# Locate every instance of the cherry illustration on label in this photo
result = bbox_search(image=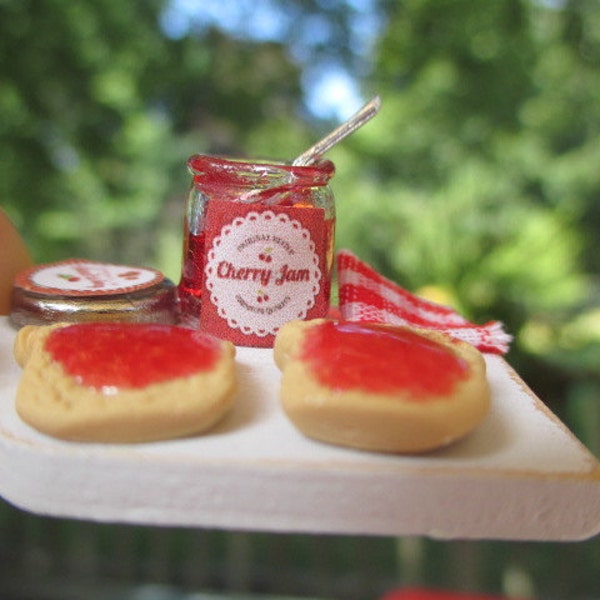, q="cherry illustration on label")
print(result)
[119,270,141,281]
[256,290,270,303]
[258,248,273,263]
